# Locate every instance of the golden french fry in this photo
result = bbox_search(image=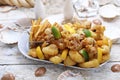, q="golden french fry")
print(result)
[32,20,38,25]
[29,32,33,41]
[36,36,41,41]
[31,19,42,41]
[53,22,59,27]
[36,33,45,41]
[36,18,42,25]
[31,19,52,41]
[32,25,39,39]
[41,20,50,32]
[35,25,42,39]
[34,25,39,33]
